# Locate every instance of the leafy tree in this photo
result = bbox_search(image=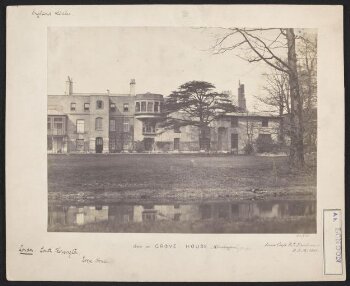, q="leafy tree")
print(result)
[163,81,238,151]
